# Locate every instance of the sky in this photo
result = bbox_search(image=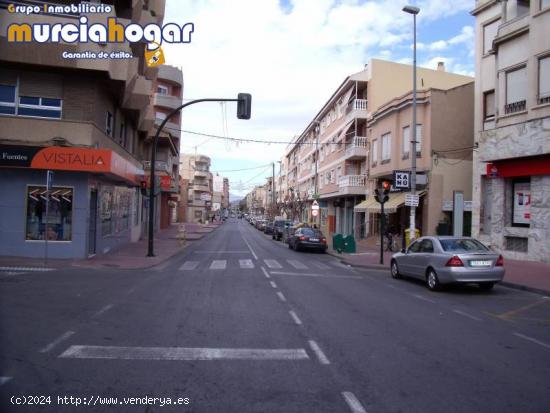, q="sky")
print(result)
[163,0,476,197]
